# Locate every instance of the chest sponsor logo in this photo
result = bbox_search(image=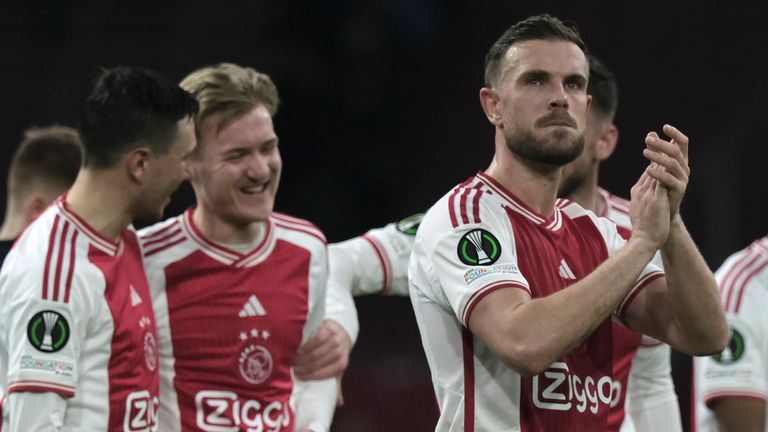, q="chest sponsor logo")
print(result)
[712,328,745,364]
[27,310,70,353]
[124,390,159,432]
[239,295,267,318]
[239,344,273,384]
[532,362,616,414]
[457,229,501,266]
[195,390,290,432]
